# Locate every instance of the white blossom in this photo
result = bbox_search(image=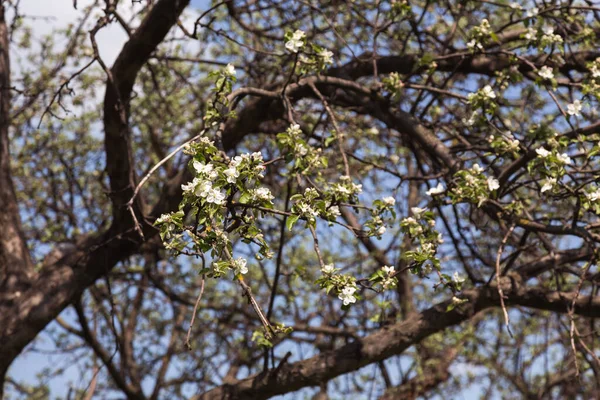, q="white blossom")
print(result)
[328,205,341,217]
[479,19,491,35]
[411,207,427,217]
[510,2,522,9]
[453,271,465,285]
[195,180,213,198]
[535,147,551,158]
[155,213,171,224]
[467,39,483,51]
[437,232,444,244]
[382,196,396,206]
[556,153,571,165]
[541,26,563,44]
[224,167,239,183]
[538,66,554,80]
[288,124,302,136]
[233,257,248,274]
[526,7,539,18]
[206,188,225,205]
[487,177,500,191]
[230,155,243,167]
[285,29,305,53]
[298,203,318,219]
[472,163,484,174]
[333,184,351,196]
[351,182,363,194]
[338,285,357,306]
[481,85,496,99]
[225,63,236,77]
[193,161,214,176]
[585,188,600,202]
[181,178,197,193]
[590,65,600,78]
[426,183,445,196]
[377,226,386,235]
[567,100,582,117]
[321,263,335,274]
[318,49,334,64]
[295,143,308,156]
[253,187,274,201]
[541,177,556,193]
[463,111,478,126]
[382,265,395,275]
[403,217,417,225]
[421,242,435,254]
[524,27,537,41]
